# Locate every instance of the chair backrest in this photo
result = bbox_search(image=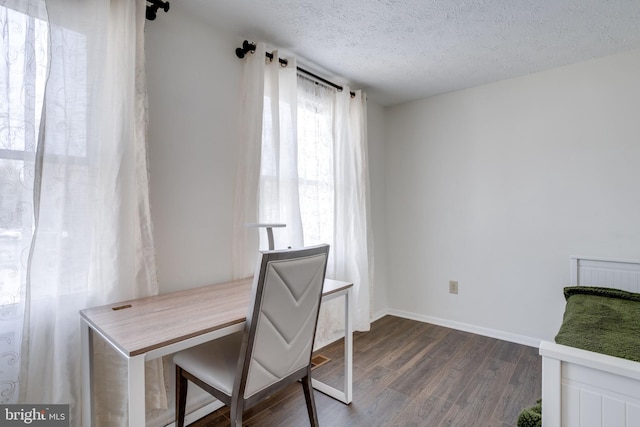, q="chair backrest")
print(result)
[235,244,330,400]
